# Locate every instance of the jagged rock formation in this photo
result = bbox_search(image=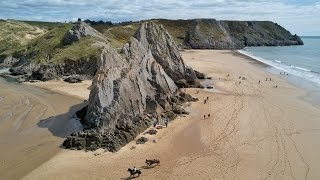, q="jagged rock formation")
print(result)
[133,22,202,88]
[63,22,200,152]
[62,21,106,45]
